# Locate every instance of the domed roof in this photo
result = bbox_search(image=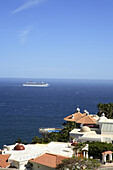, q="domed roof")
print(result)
[80,126,91,132]
[14,143,25,151]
